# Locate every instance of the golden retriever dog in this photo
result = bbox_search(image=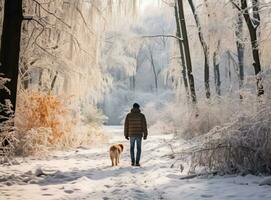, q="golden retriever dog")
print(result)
[109,144,124,166]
